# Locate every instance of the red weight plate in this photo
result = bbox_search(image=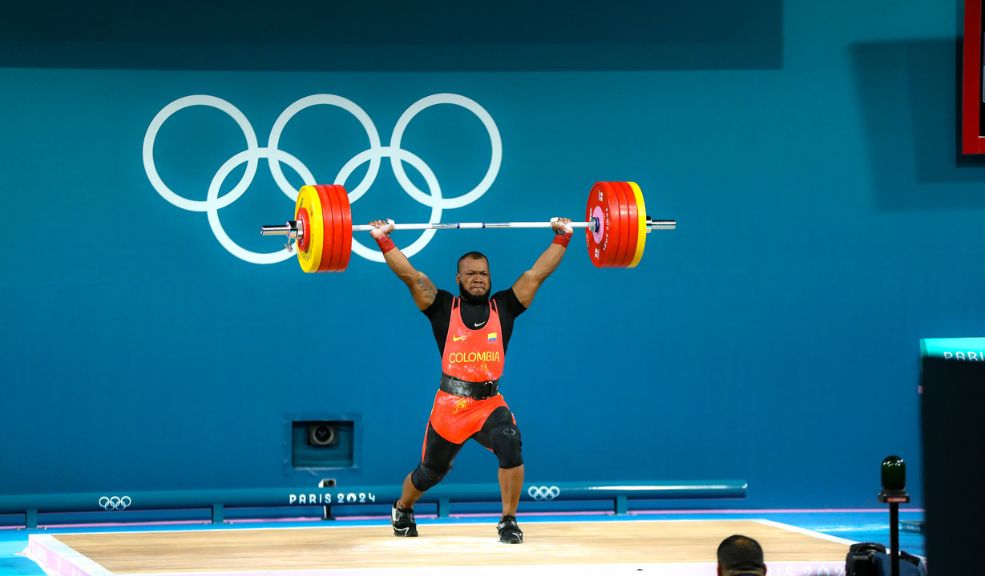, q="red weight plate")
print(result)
[320,184,342,272]
[329,185,353,272]
[326,184,347,272]
[594,182,617,267]
[325,185,351,272]
[603,182,631,268]
[585,182,611,267]
[315,184,341,272]
[312,185,332,272]
[584,184,597,266]
[594,182,626,267]
[613,181,640,268]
